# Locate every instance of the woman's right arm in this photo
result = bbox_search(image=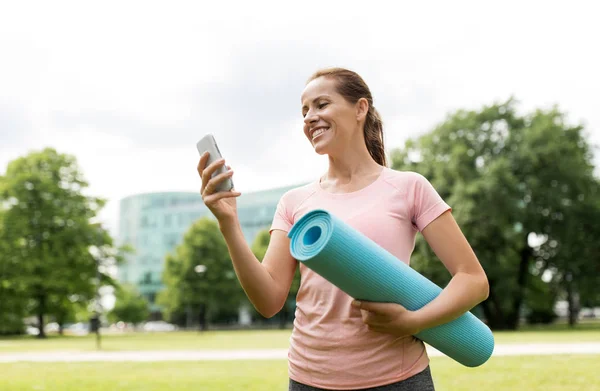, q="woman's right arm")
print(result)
[219,219,298,318]
[197,153,297,318]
